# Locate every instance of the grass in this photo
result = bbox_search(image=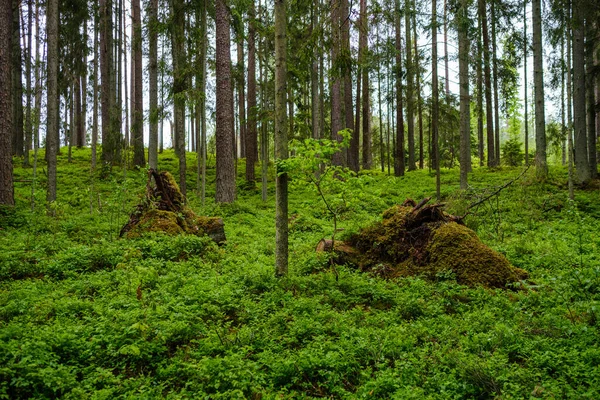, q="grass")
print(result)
[1,147,599,399]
